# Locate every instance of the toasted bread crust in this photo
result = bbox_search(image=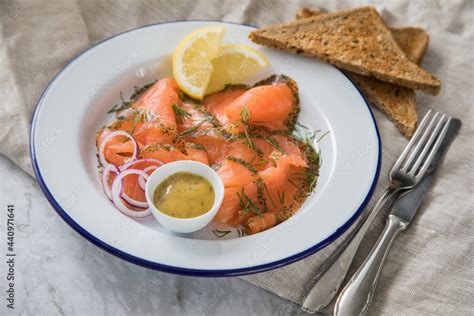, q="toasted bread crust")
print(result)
[350,74,418,137]
[250,6,440,96]
[293,7,430,137]
[391,27,429,64]
[295,8,324,19]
